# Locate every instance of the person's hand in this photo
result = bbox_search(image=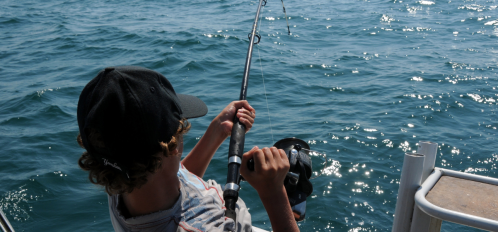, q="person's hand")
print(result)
[241,147,299,232]
[240,146,290,198]
[214,100,255,138]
